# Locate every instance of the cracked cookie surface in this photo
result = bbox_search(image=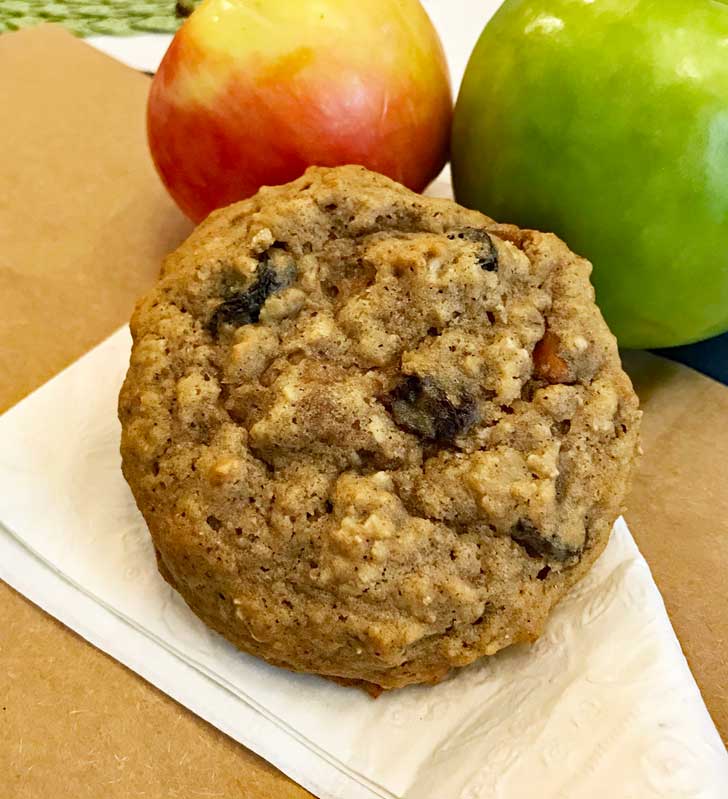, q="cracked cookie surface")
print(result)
[119,165,640,689]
